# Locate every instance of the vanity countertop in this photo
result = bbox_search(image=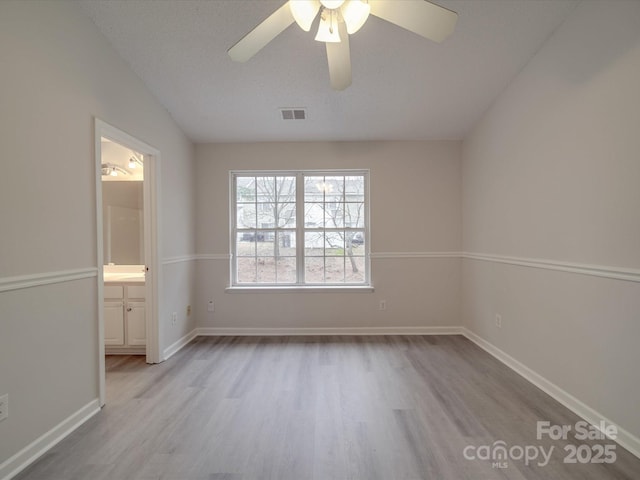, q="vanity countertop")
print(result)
[104,272,145,283]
